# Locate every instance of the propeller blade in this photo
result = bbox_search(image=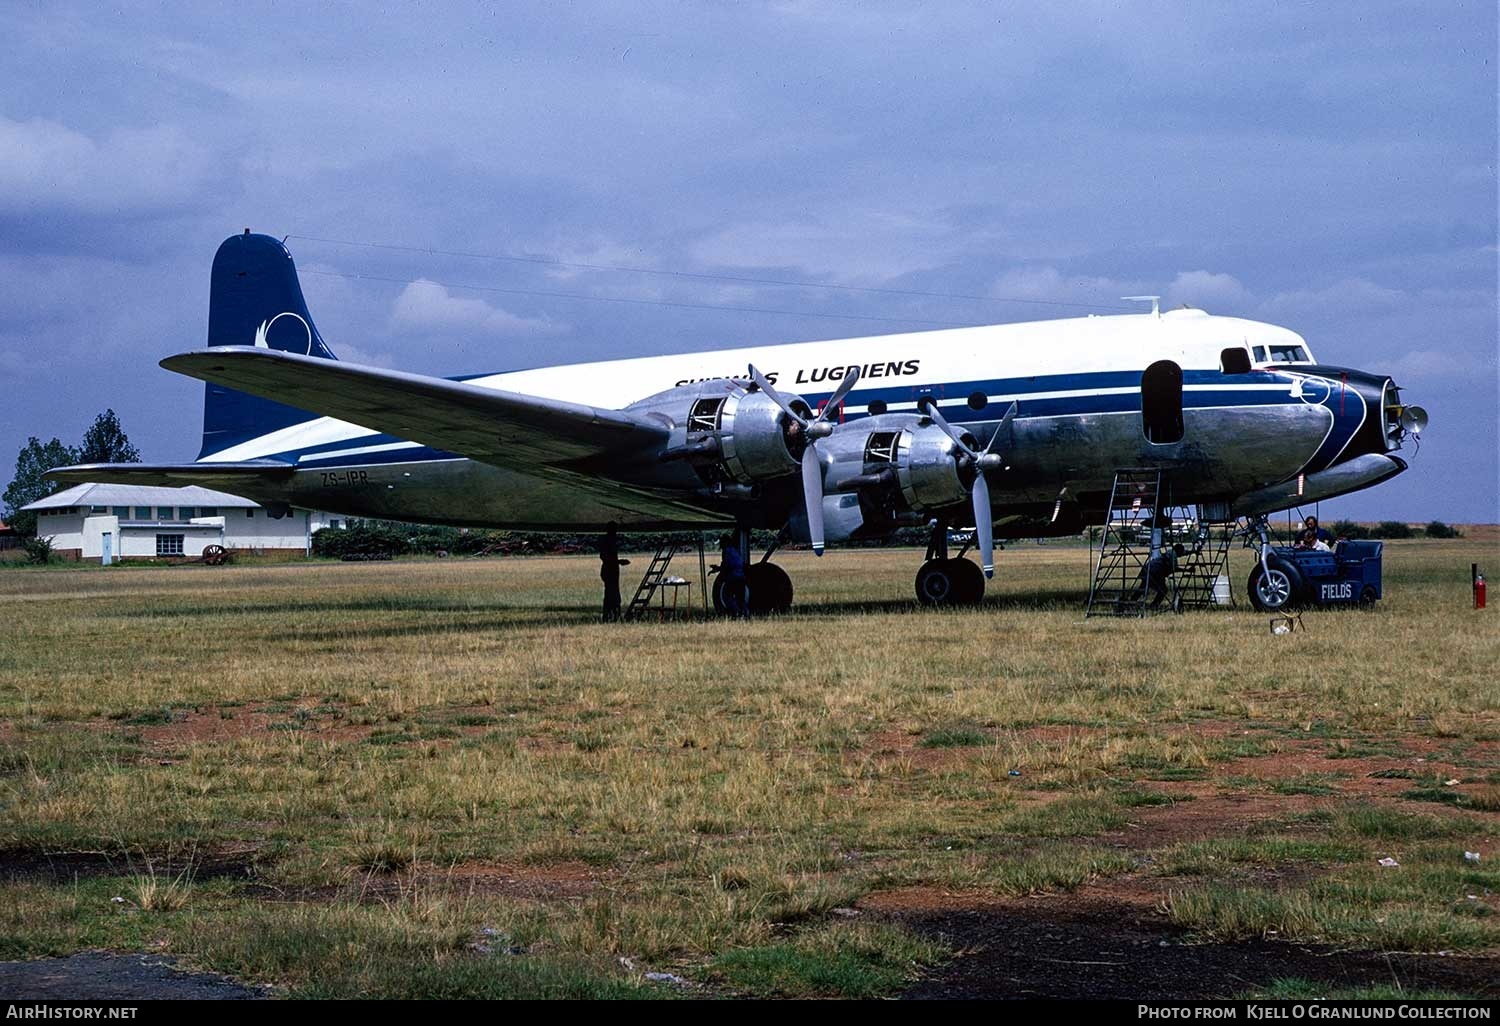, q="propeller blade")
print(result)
[972,473,994,578]
[984,401,1018,455]
[919,398,977,457]
[801,446,825,556]
[816,367,861,424]
[975,401,1018,473]
[748,364,808,426]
